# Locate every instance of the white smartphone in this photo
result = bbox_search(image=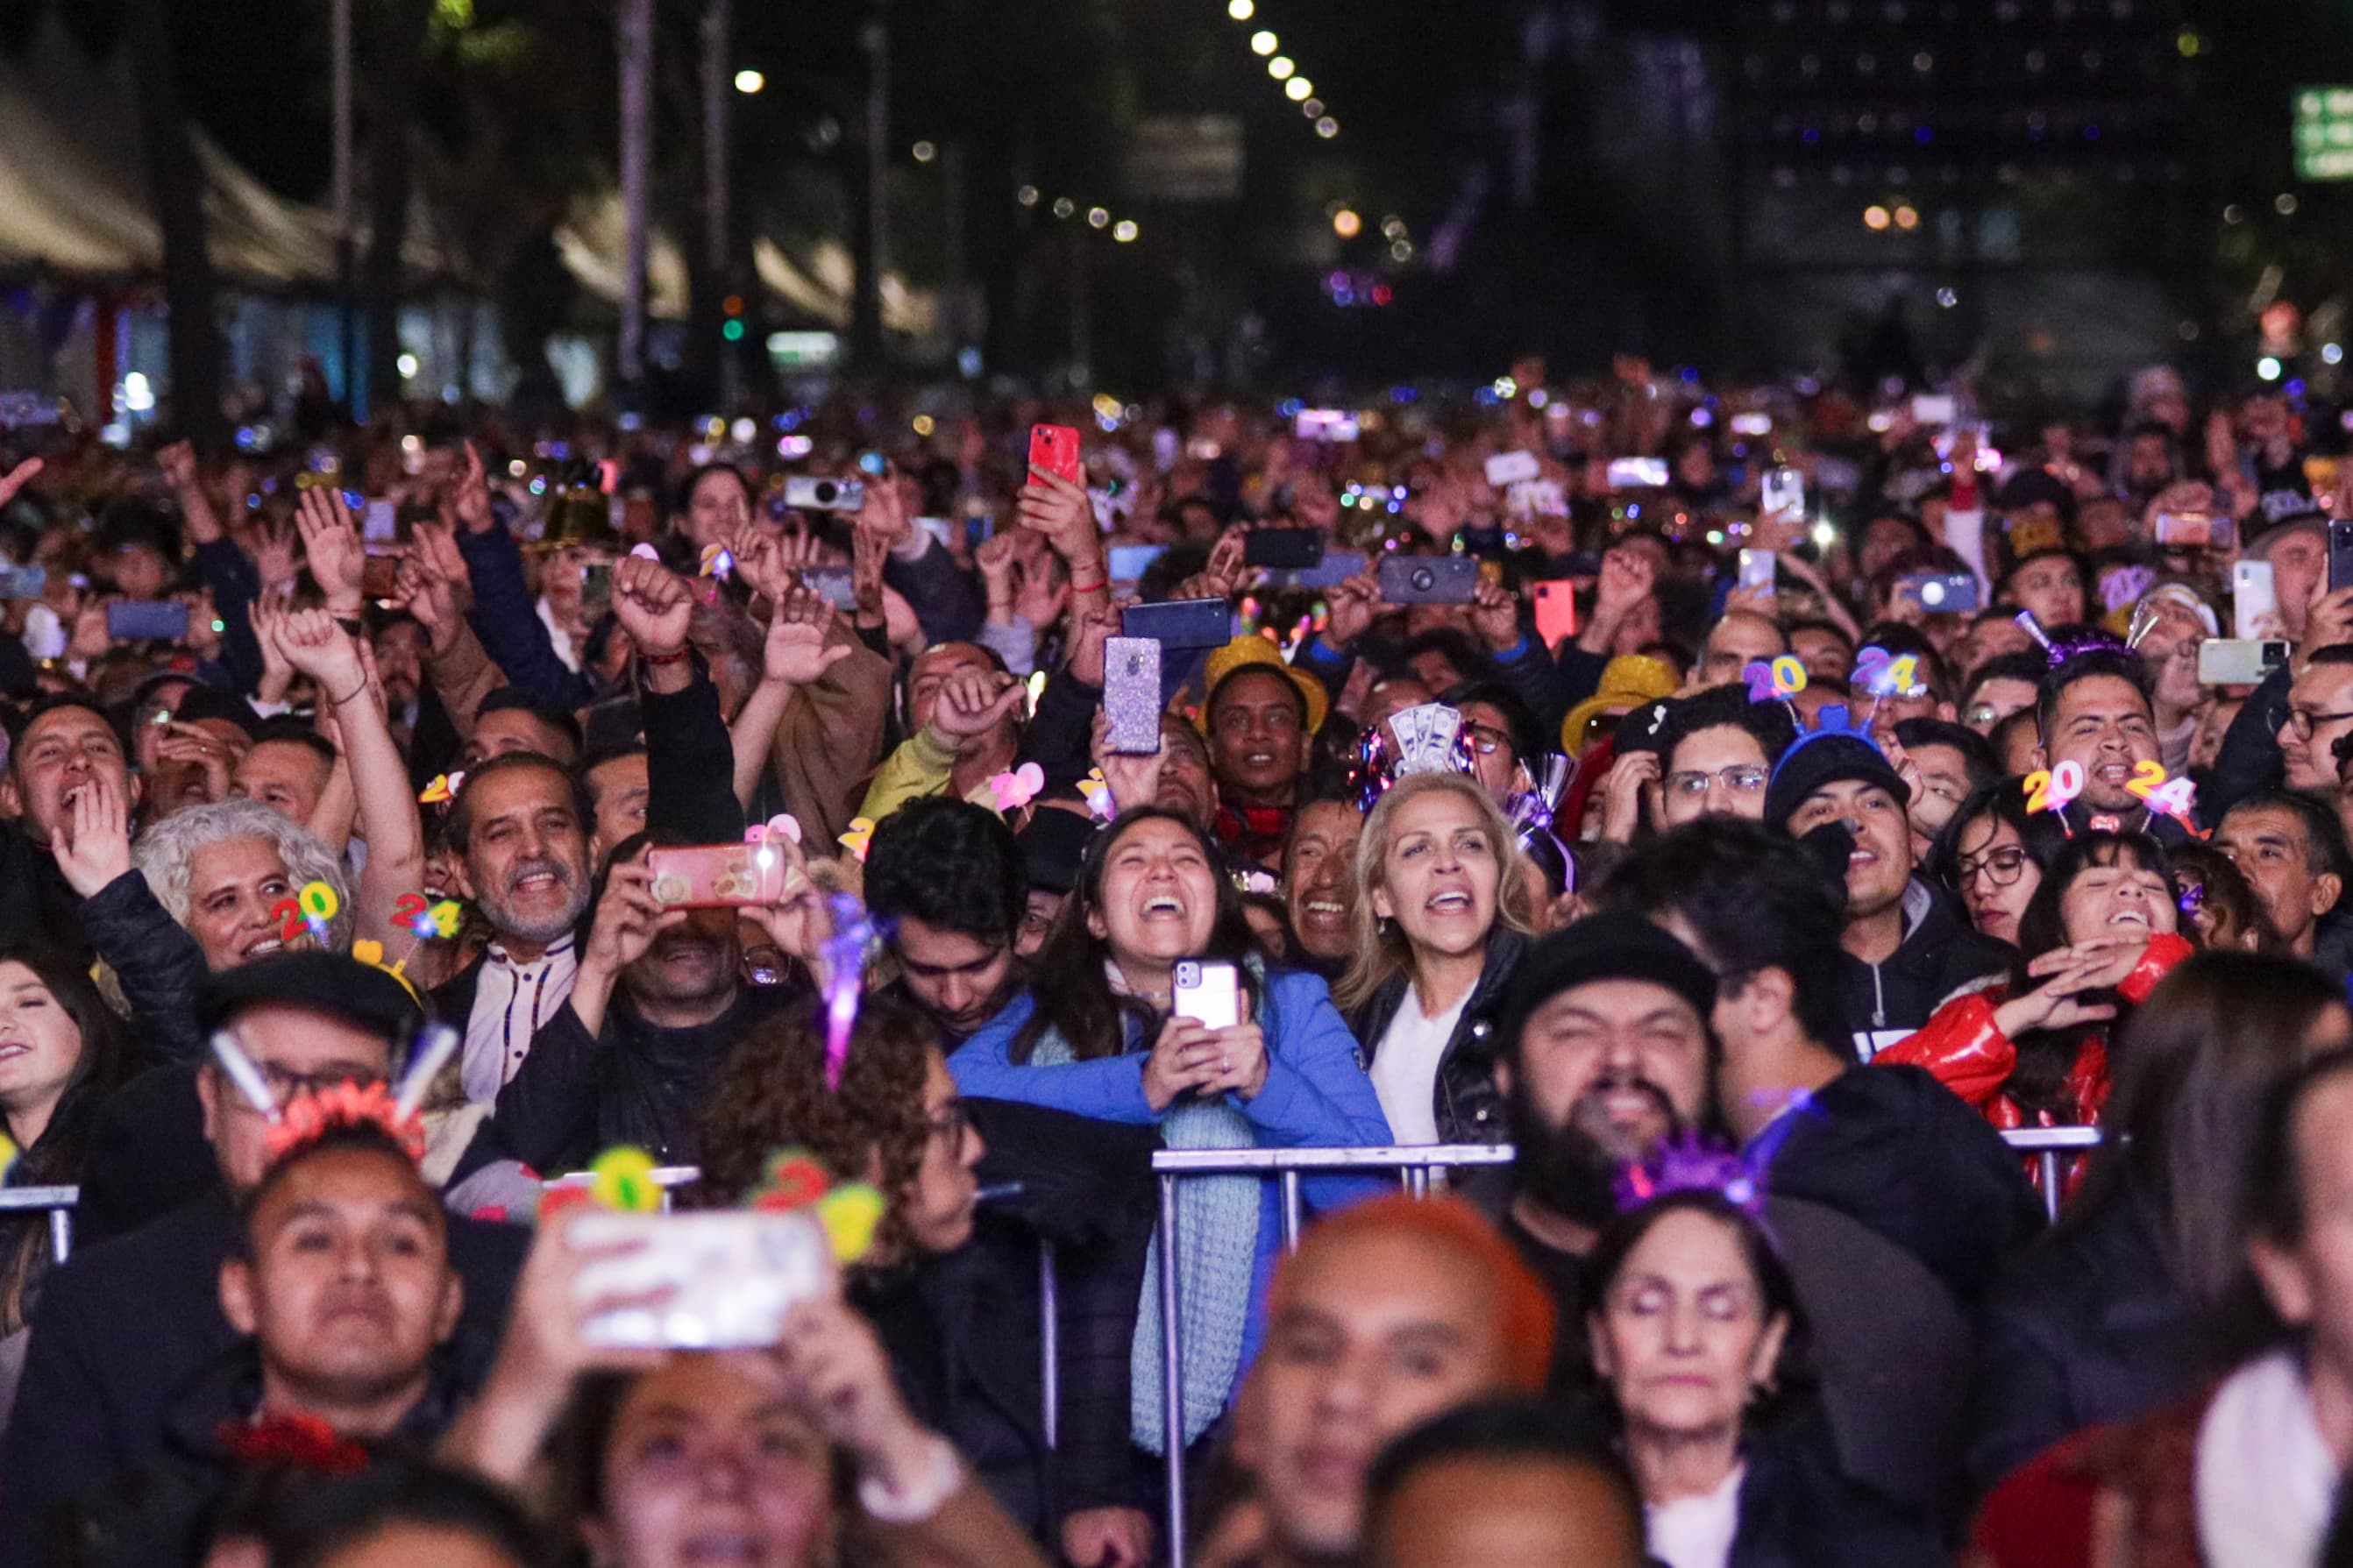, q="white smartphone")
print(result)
[1730,412,1774,437]
[1737,550,1777,591]
[567,1210,835,1350]
[1761,467,1804,518]
[1911,394,1958,426]
[1484,450,1541,487]
[1606,457,1671,489]
[2234,560,2278,641]
[1172,959,1241,1030]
